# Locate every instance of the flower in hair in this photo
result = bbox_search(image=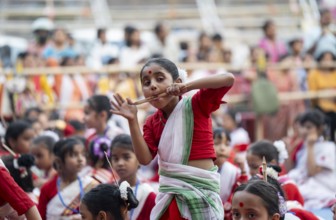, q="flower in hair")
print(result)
[273,140,288,164]
[178,68,188,83]
[266,167,279,180]
[119,181,130,200]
